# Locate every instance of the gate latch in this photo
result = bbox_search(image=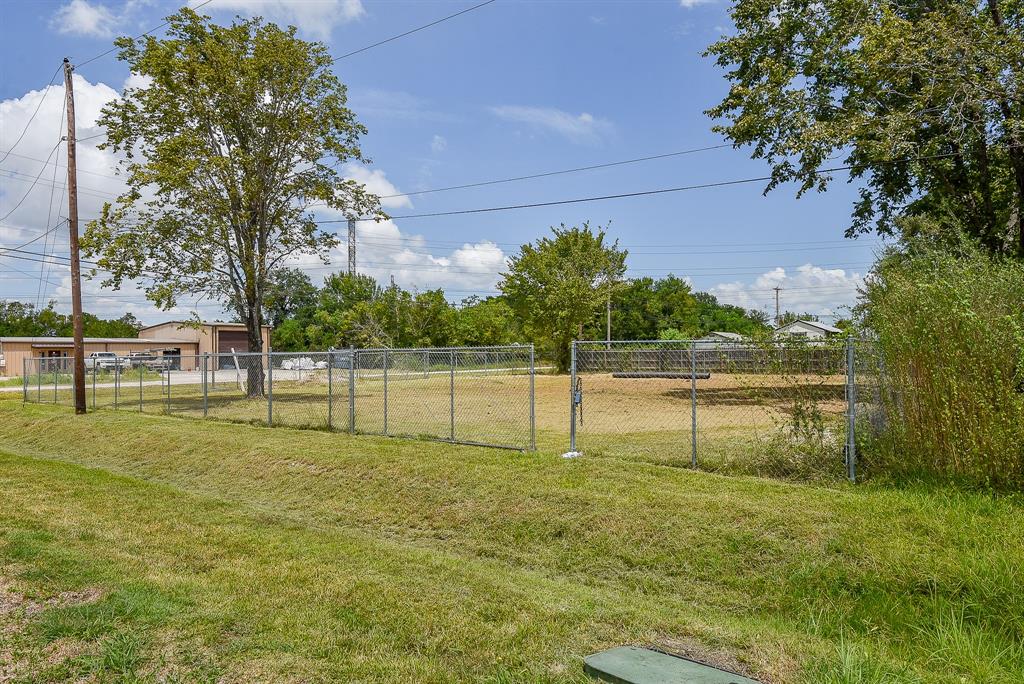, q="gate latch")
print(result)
[573,377,583,425]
